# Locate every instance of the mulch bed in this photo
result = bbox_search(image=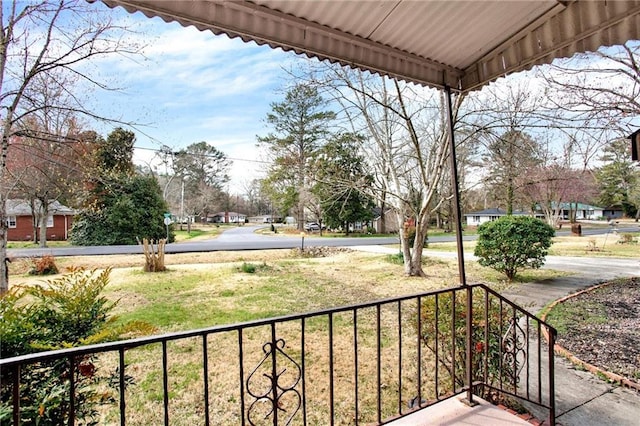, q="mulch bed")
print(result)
[553,277,640,384]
